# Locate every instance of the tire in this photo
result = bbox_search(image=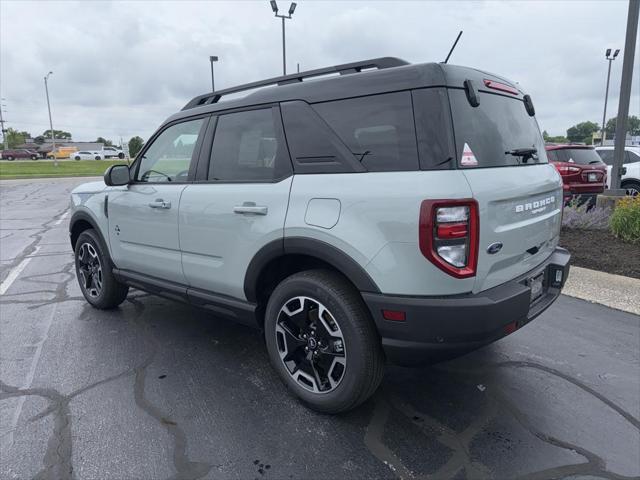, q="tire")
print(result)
[264,269,384,413]
[74,156,81,161]
[7,155,14,161]
[118,153,125,159]
[47,155,54,160]
[622,180,640,197]
[31,155,38,160]
[95,156,101,160]
[74,229,129,309]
